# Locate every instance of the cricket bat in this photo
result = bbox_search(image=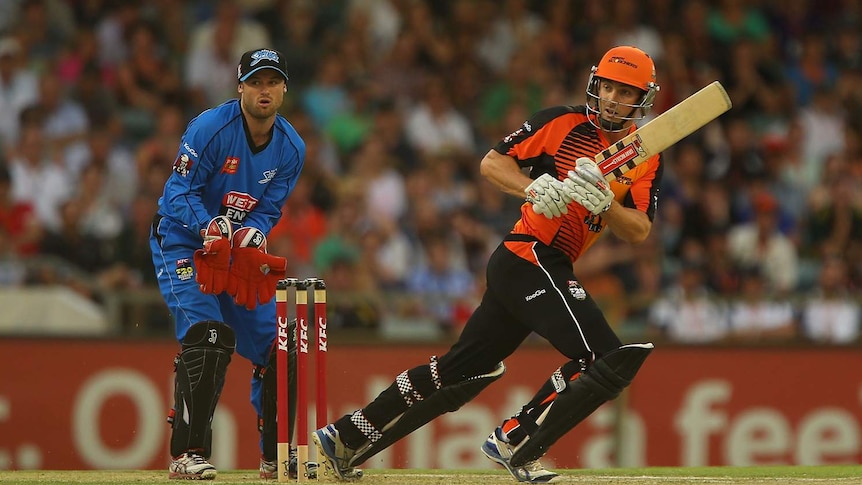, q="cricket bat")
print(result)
[596,81,732,182]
